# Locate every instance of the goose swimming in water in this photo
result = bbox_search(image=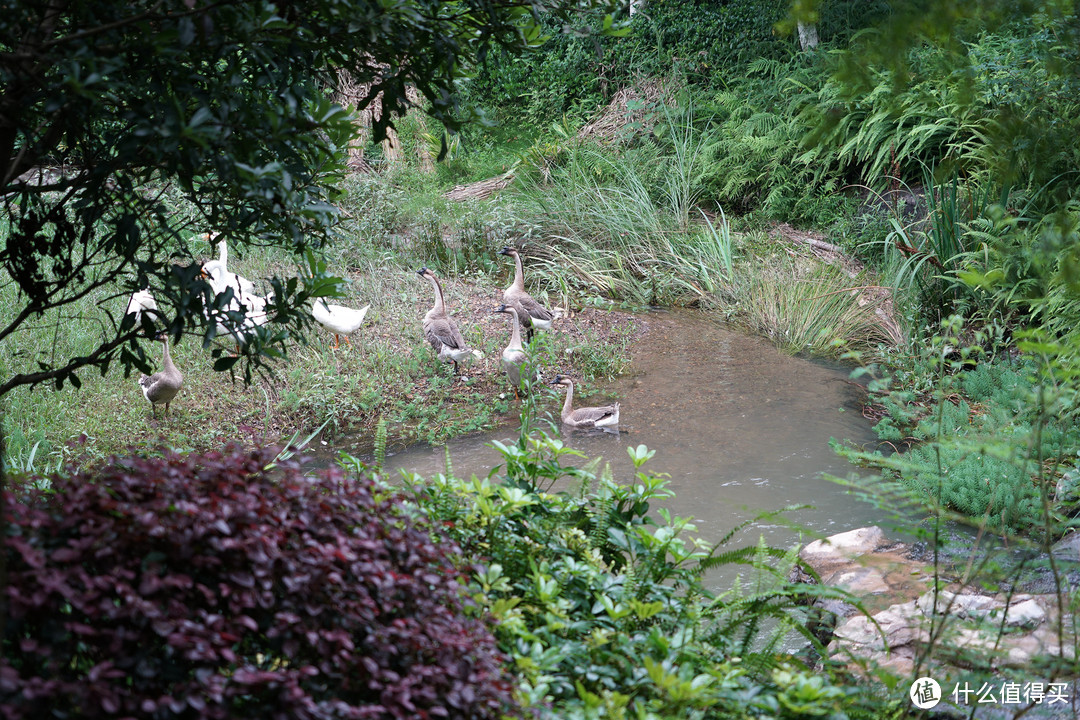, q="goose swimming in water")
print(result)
[550,375,619,430]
